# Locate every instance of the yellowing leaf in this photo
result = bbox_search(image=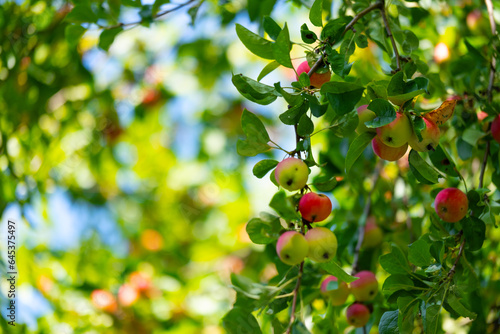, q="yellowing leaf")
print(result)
[424,100,456,126]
